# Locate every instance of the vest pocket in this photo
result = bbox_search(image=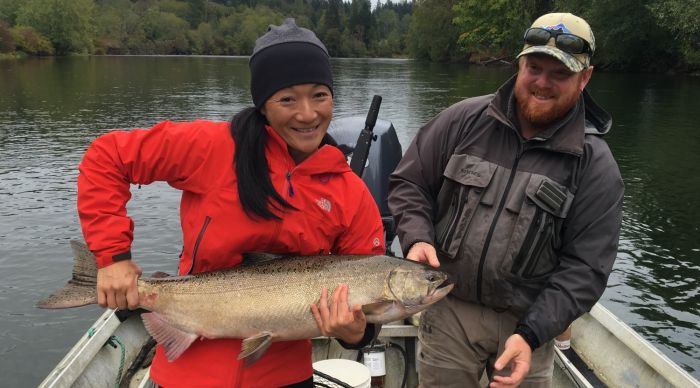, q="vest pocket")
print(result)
[510,177,571,279]
[435,185,474,259]
[435,154,494,260]
[511,207,556,278]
